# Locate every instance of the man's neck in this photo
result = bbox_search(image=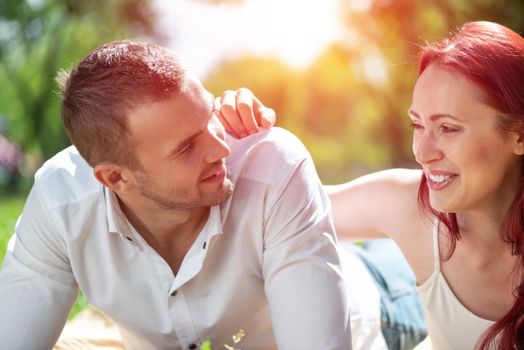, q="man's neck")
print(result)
[117,195,210,254]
